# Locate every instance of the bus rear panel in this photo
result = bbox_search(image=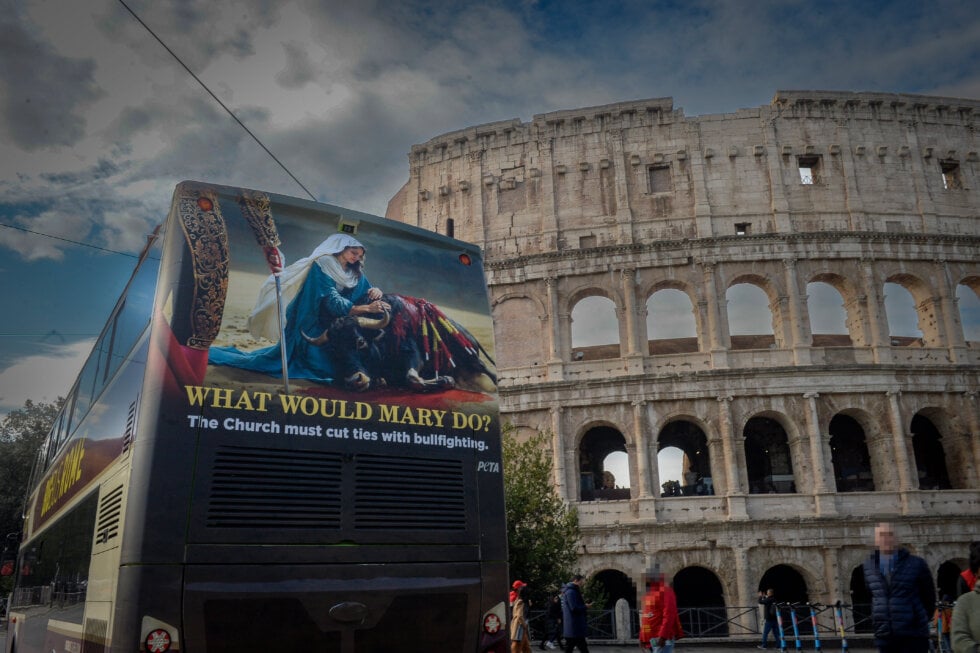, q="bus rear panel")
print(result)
[6,181,507,653]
